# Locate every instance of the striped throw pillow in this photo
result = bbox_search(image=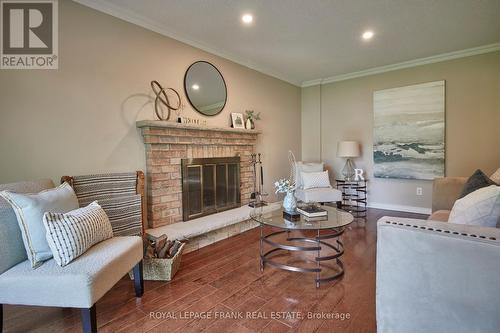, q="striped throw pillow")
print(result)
[43,201,113,266]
